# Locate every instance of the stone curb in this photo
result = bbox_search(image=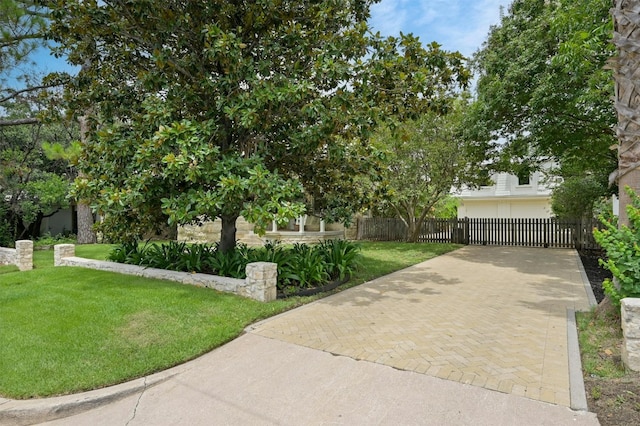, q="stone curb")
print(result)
[567,249,597,412]
[567,309,589,412]
[0,362,191,426]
